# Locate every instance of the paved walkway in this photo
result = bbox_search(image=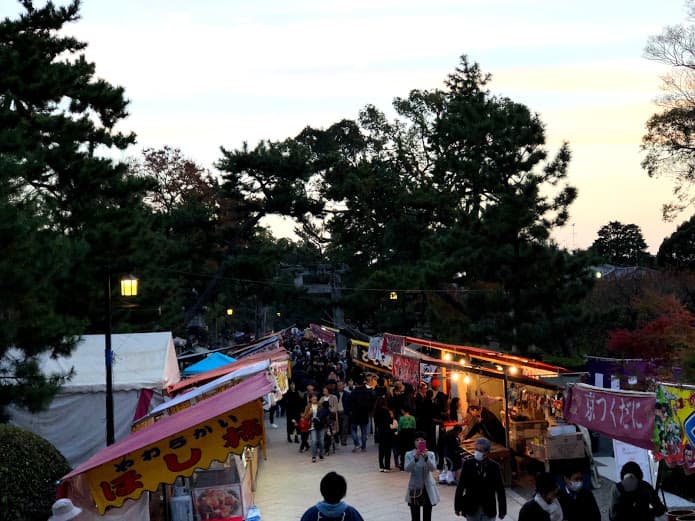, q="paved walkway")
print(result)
[253,416,528,520]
